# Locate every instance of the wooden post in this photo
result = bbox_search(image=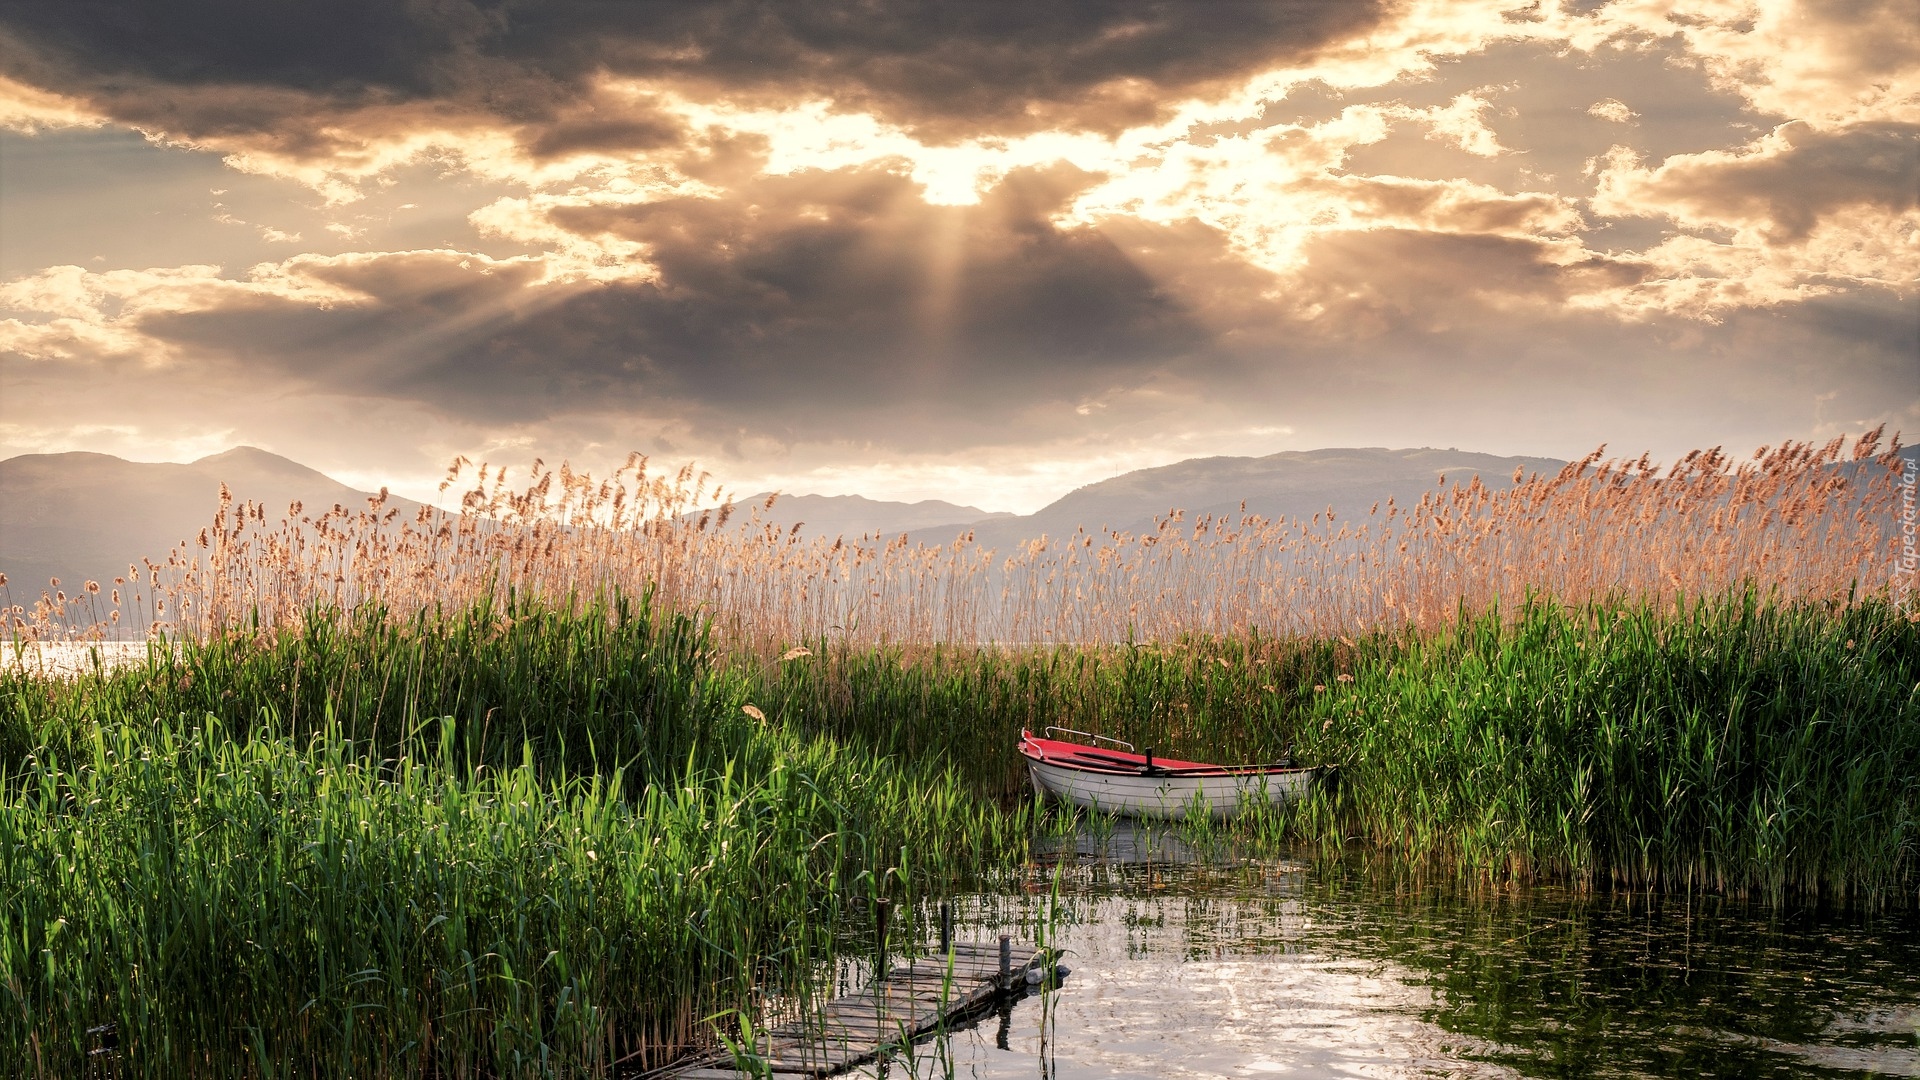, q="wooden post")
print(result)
[938,901,951,954]
[875,898,891,983]
[998,934,1011,986]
